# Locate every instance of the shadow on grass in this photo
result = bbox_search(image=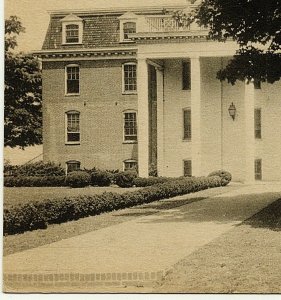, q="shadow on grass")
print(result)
[242,198,281,231]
